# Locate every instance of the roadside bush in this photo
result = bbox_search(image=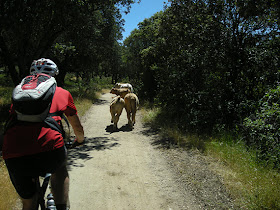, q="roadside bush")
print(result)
[242,85,280,169]
[0,74,13,128]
